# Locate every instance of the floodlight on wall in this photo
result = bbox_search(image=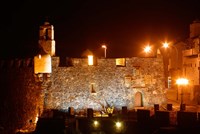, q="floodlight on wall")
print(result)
[34,54,52,82]
[93,120,99,128]
[88,55,94,65]
[115,121,124,133]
